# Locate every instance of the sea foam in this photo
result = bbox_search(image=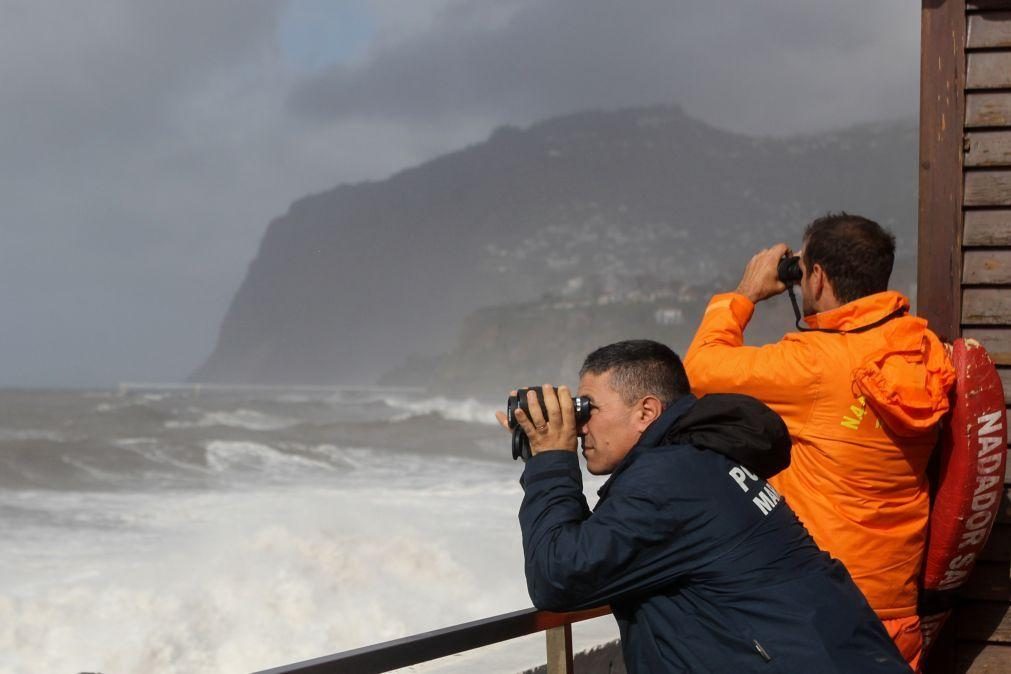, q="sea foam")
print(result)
[1,389,615,673]
[204,441,333,474]
[166,408,299,431]
[0,476,580,674]
[381,395,500,425]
